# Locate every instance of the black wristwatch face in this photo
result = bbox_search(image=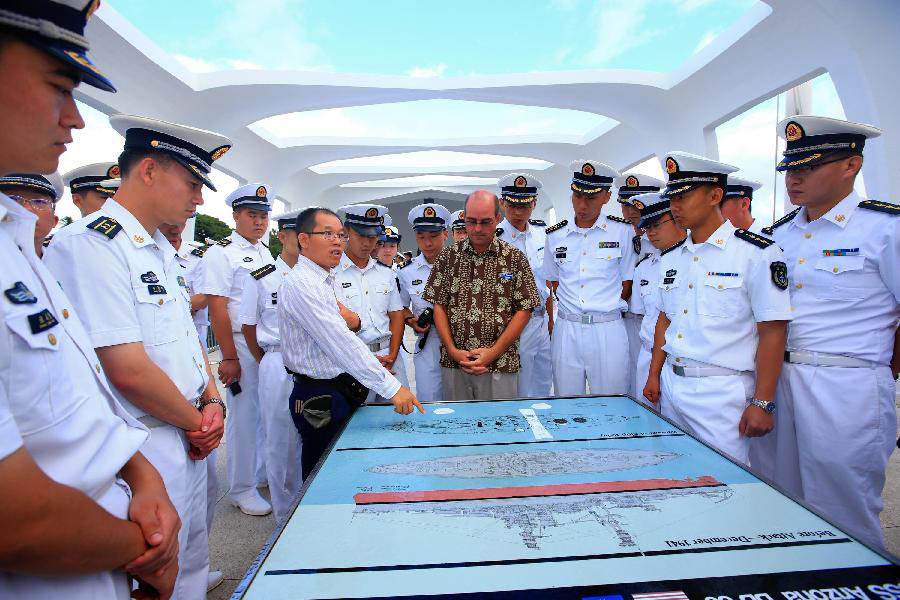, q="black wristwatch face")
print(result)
[763,401,776,414]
